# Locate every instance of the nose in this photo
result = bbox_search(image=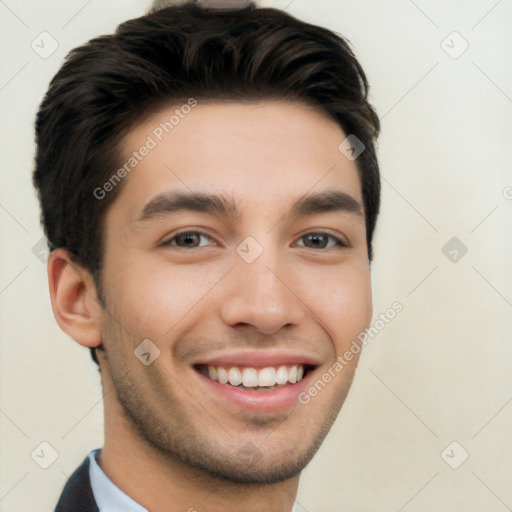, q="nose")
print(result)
[219,250,305,335]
